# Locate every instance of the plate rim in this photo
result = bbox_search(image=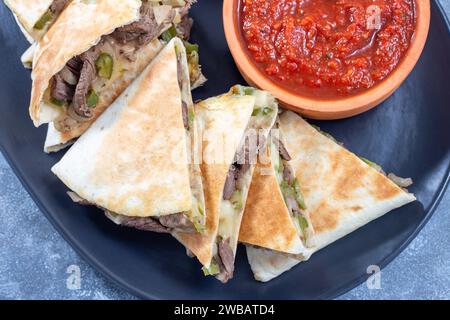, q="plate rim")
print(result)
[0,0,449,300]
